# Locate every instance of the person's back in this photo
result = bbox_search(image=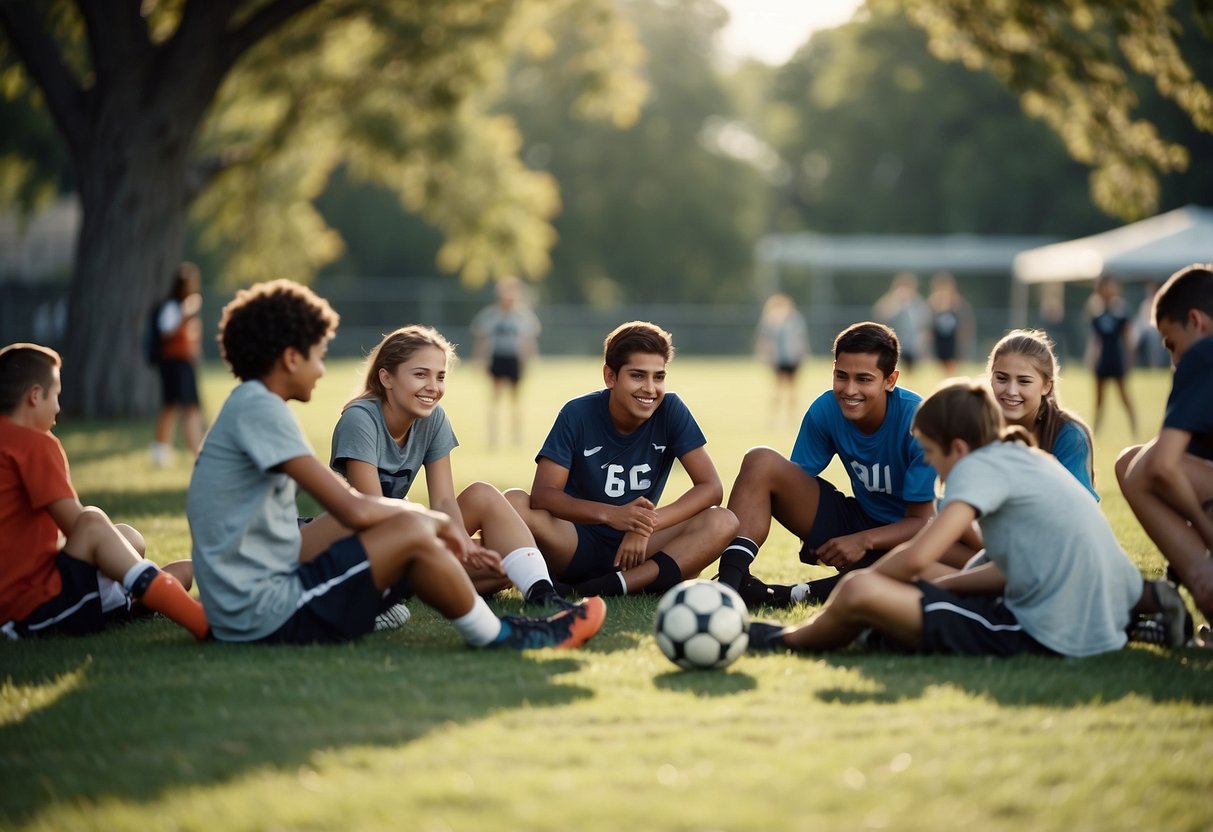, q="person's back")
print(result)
[945,440,1139,656]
